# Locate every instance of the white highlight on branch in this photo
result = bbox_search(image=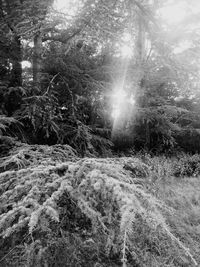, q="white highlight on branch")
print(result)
[22,61,32,69]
